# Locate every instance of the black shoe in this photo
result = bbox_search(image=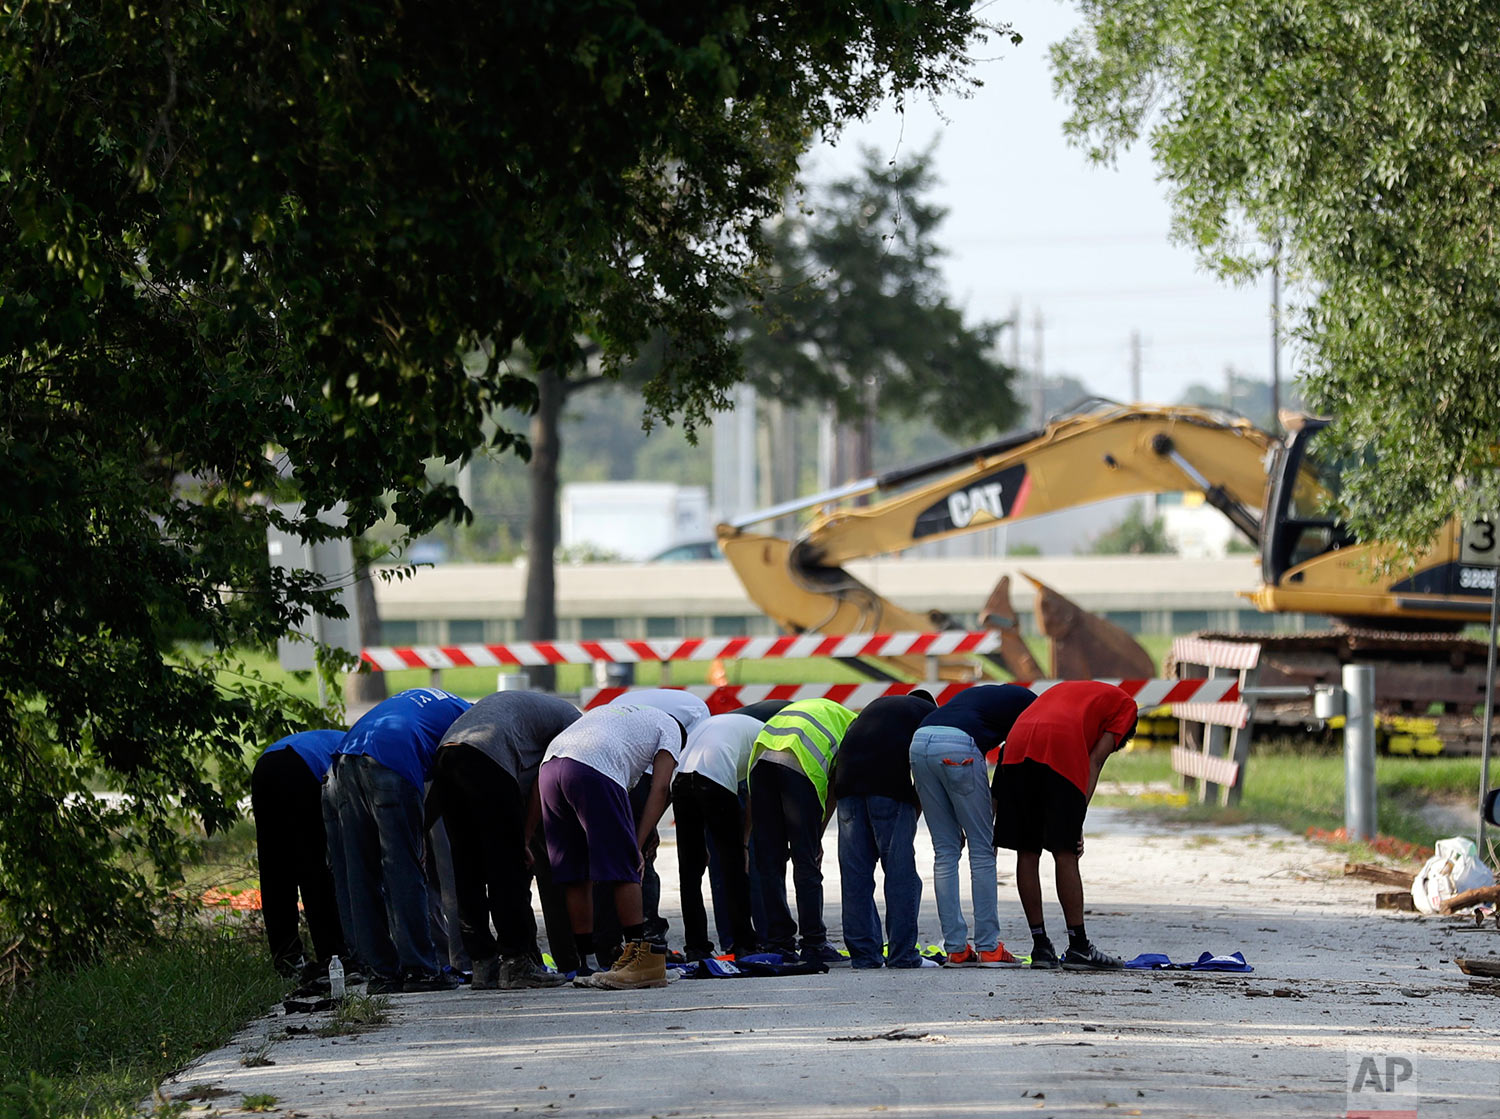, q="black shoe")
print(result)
[1029,941,1061,970]
[472,957,500,990]
[683,945,714,964]
[1061,943,1123,971]
[496,956,569,989]
[401,969,462,992]
[366,974,404,995]
[802,943,848,967]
